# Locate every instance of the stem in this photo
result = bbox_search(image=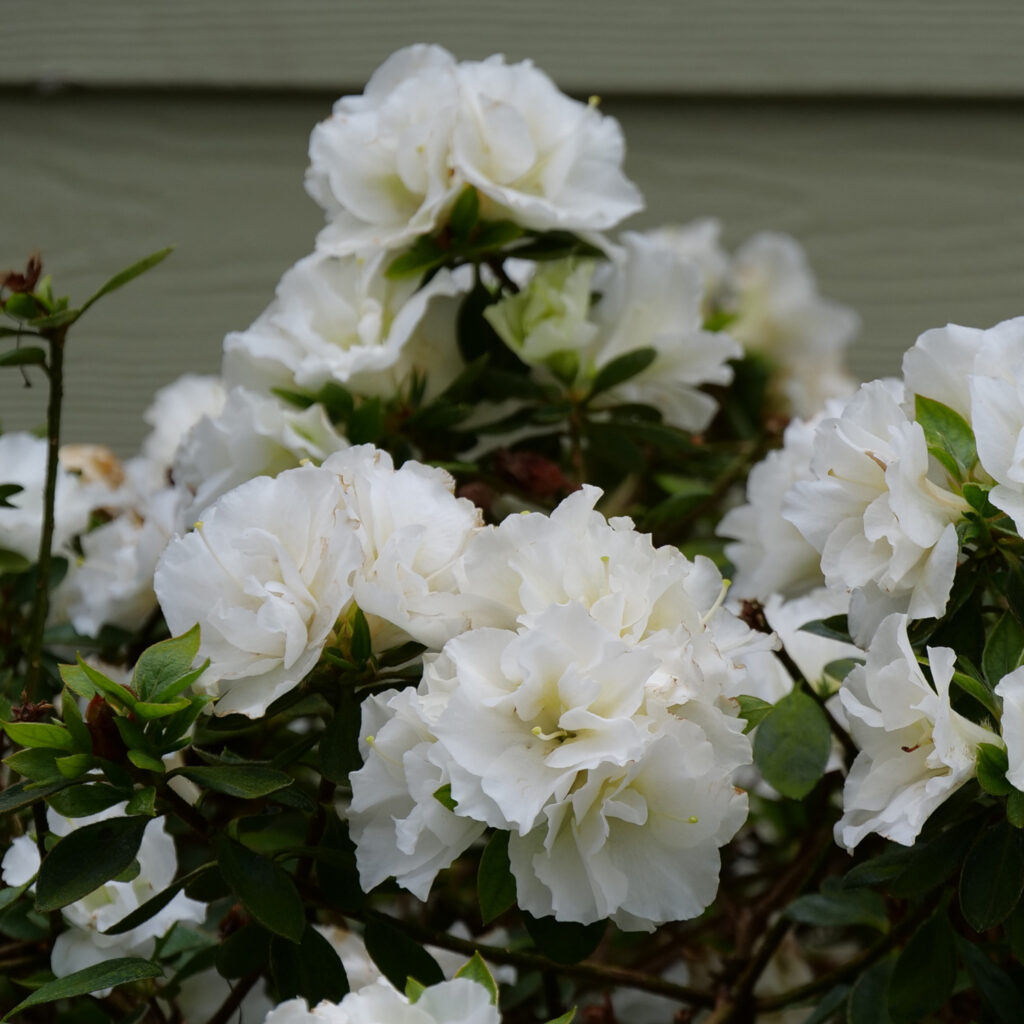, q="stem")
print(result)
[360,911,715,1007]
[25,327,65,700]
[204,970,261,1024]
